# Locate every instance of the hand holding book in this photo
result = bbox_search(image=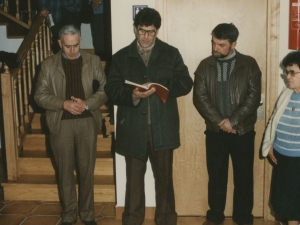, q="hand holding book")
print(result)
[125,80,169,103]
